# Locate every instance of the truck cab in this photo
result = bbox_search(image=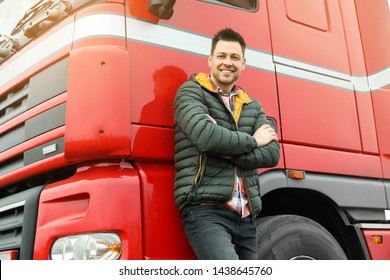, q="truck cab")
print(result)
[1,0,390,260]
